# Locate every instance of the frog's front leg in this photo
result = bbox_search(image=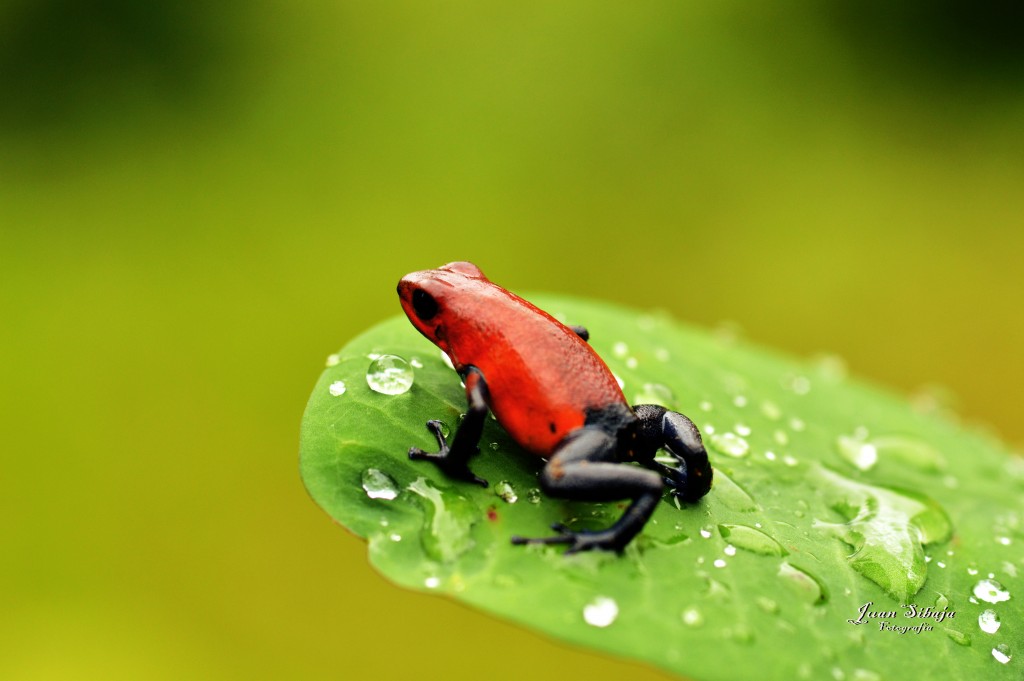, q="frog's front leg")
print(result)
[633,404,712,501]
[511,427,663,553]
[408,366,489,487]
